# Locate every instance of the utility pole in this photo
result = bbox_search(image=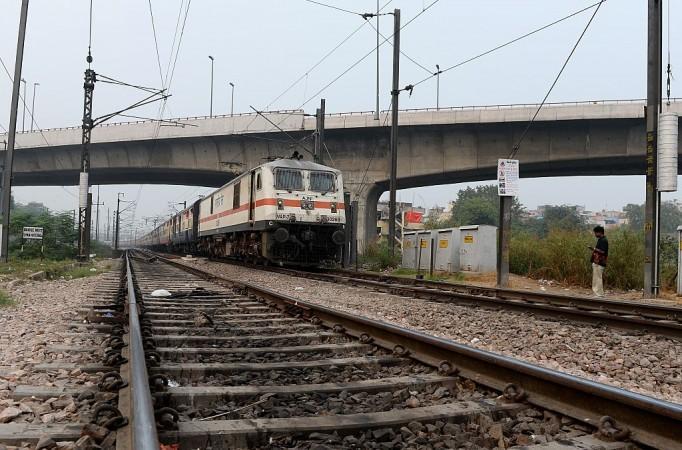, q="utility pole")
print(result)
[115,193,124,250]
[497,195,512,287]
[374,0,380,121]
[314,98,326,164]
[78,38,96,260]
[644,0,662,297]
[387,8,400,257]
[208,55,215,117]
[94,186,103,241]
[229,82,235,116]
[30,82,39,132]
[435,64,440,110]
[0,0,29,263]
[106,207,110,241]
[21,78,27,133]
[85,193,92,254]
